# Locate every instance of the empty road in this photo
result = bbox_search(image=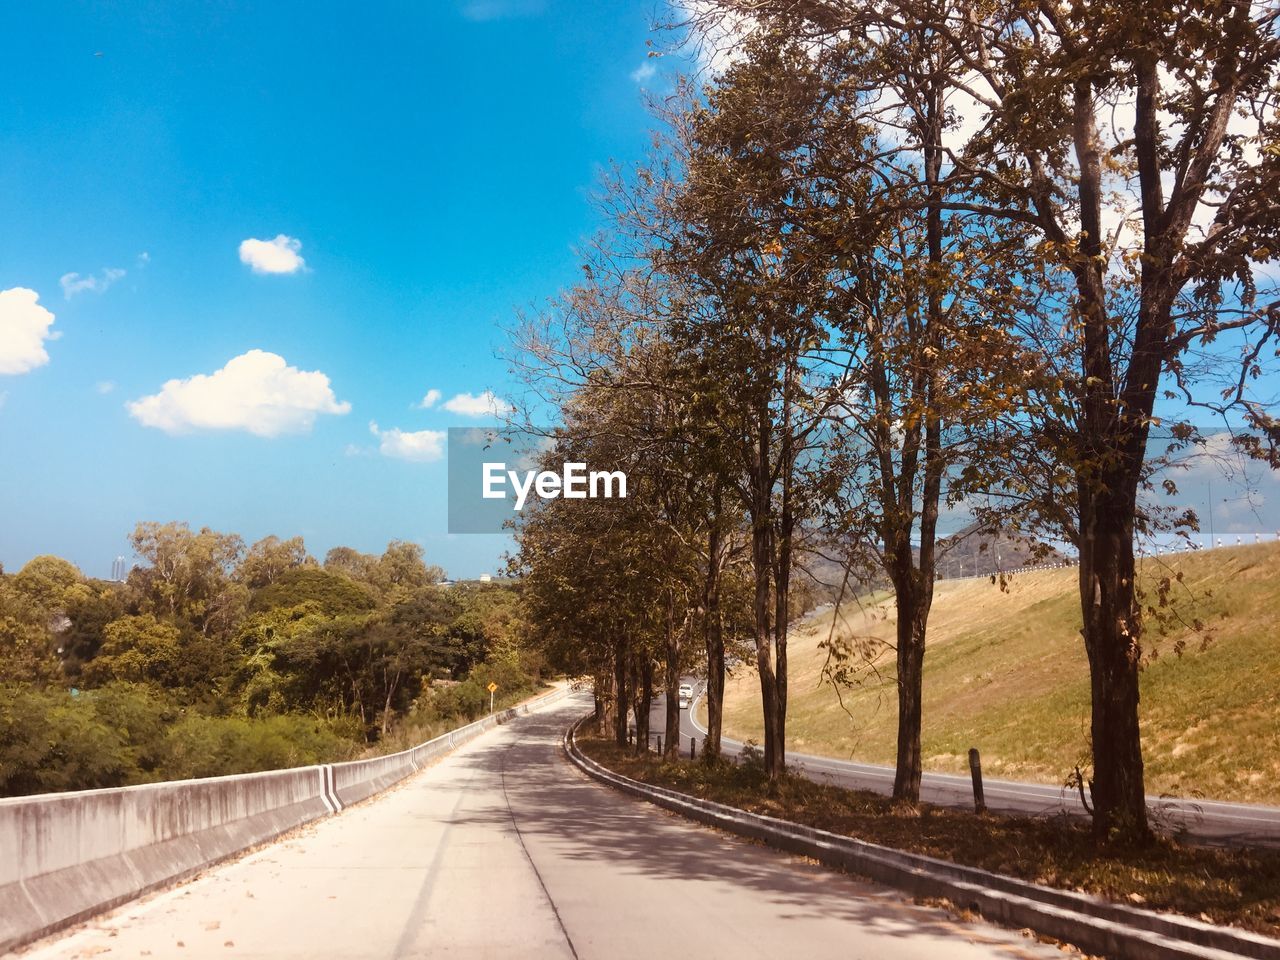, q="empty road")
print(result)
[19,692,1062,960]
